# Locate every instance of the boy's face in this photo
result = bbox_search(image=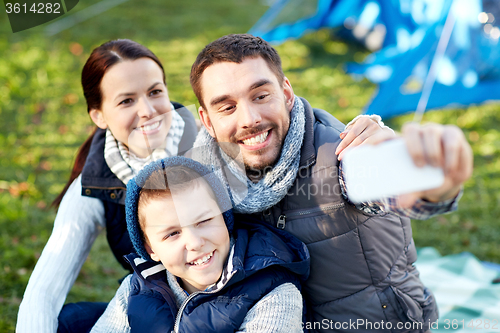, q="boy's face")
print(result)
[143,178,230,294]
